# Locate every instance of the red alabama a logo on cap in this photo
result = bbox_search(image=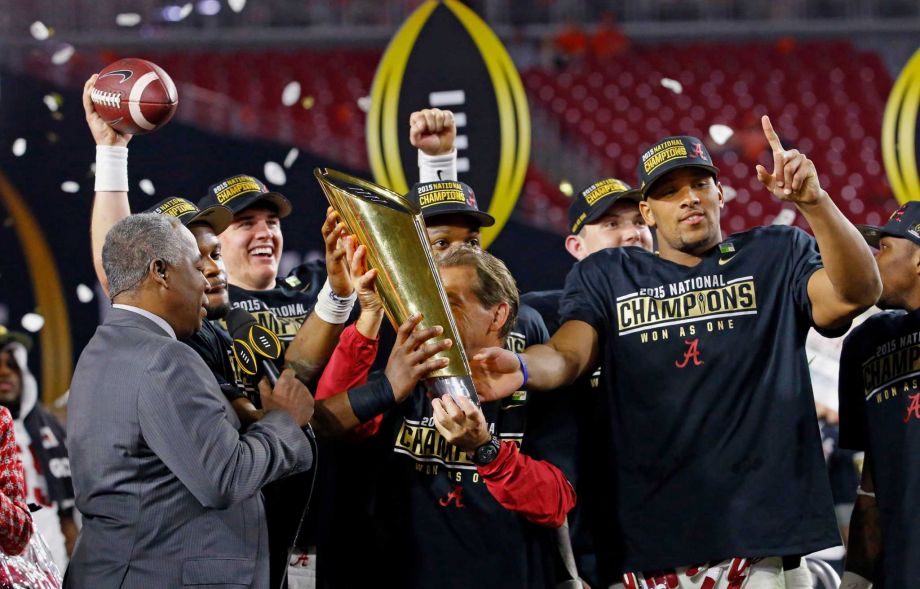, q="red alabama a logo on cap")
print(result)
[688,142,708,161]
